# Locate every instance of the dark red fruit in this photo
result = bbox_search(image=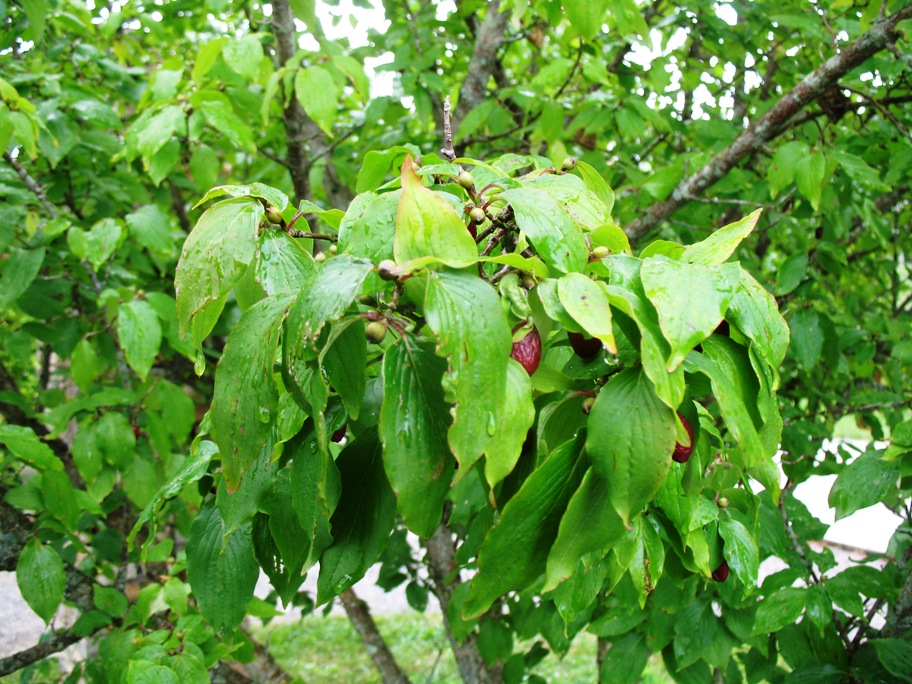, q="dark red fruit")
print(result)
[131,424,141,439]
[567,331,602,359]
[510,325,542,376]
[712,560,730,582]
[672,413,694,463]
[331,426,347,443]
